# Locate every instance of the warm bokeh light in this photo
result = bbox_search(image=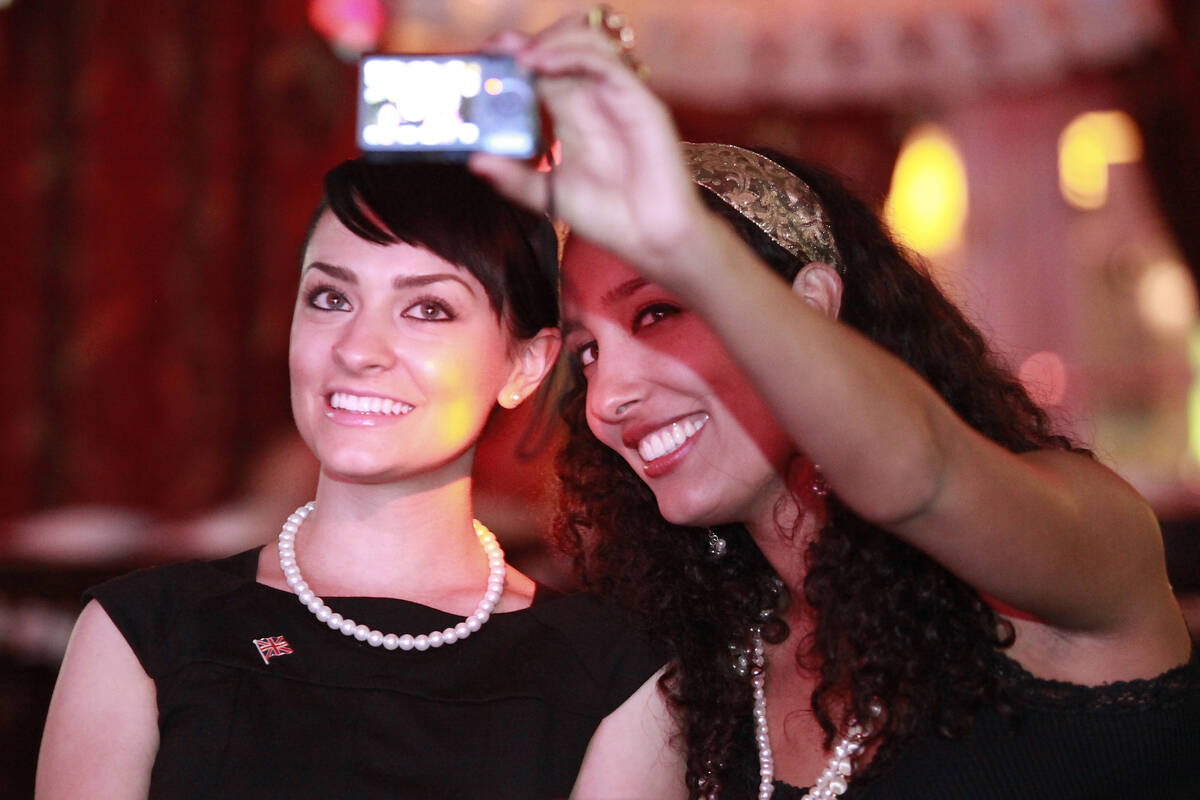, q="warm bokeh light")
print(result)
[1018,351,1068,408]
[1058,111,1142,210]
[308,0,386,55]
[1137,258,1198,338]
[484,77,504,96]
[884,124,968,258]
